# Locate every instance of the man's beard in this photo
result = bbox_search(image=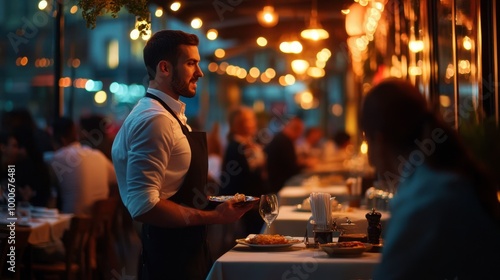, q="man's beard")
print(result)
[171,69,195,98]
